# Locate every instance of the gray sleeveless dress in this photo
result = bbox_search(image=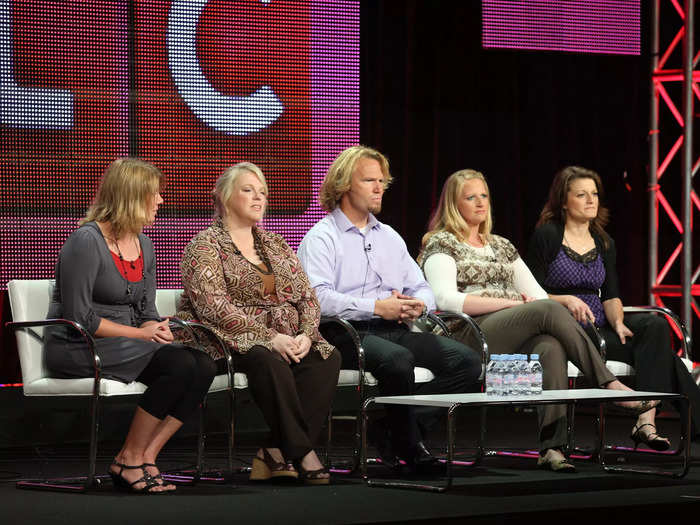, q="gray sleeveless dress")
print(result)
[45,222,162,383]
